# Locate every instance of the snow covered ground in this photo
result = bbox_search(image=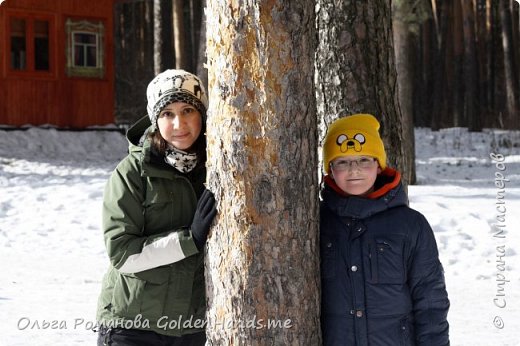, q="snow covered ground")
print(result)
[0,126,519,345]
